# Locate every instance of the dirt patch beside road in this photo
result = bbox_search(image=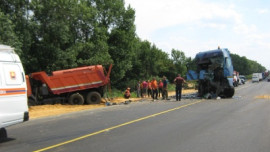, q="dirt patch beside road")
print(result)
[29,89,197,119]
